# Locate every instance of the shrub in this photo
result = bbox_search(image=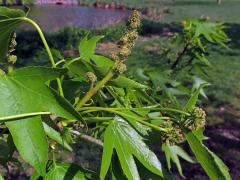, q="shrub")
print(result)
[0,7,231,179]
